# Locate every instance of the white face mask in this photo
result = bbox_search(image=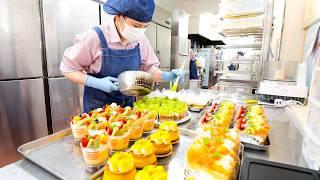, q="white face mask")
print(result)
[120,16,146,42]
